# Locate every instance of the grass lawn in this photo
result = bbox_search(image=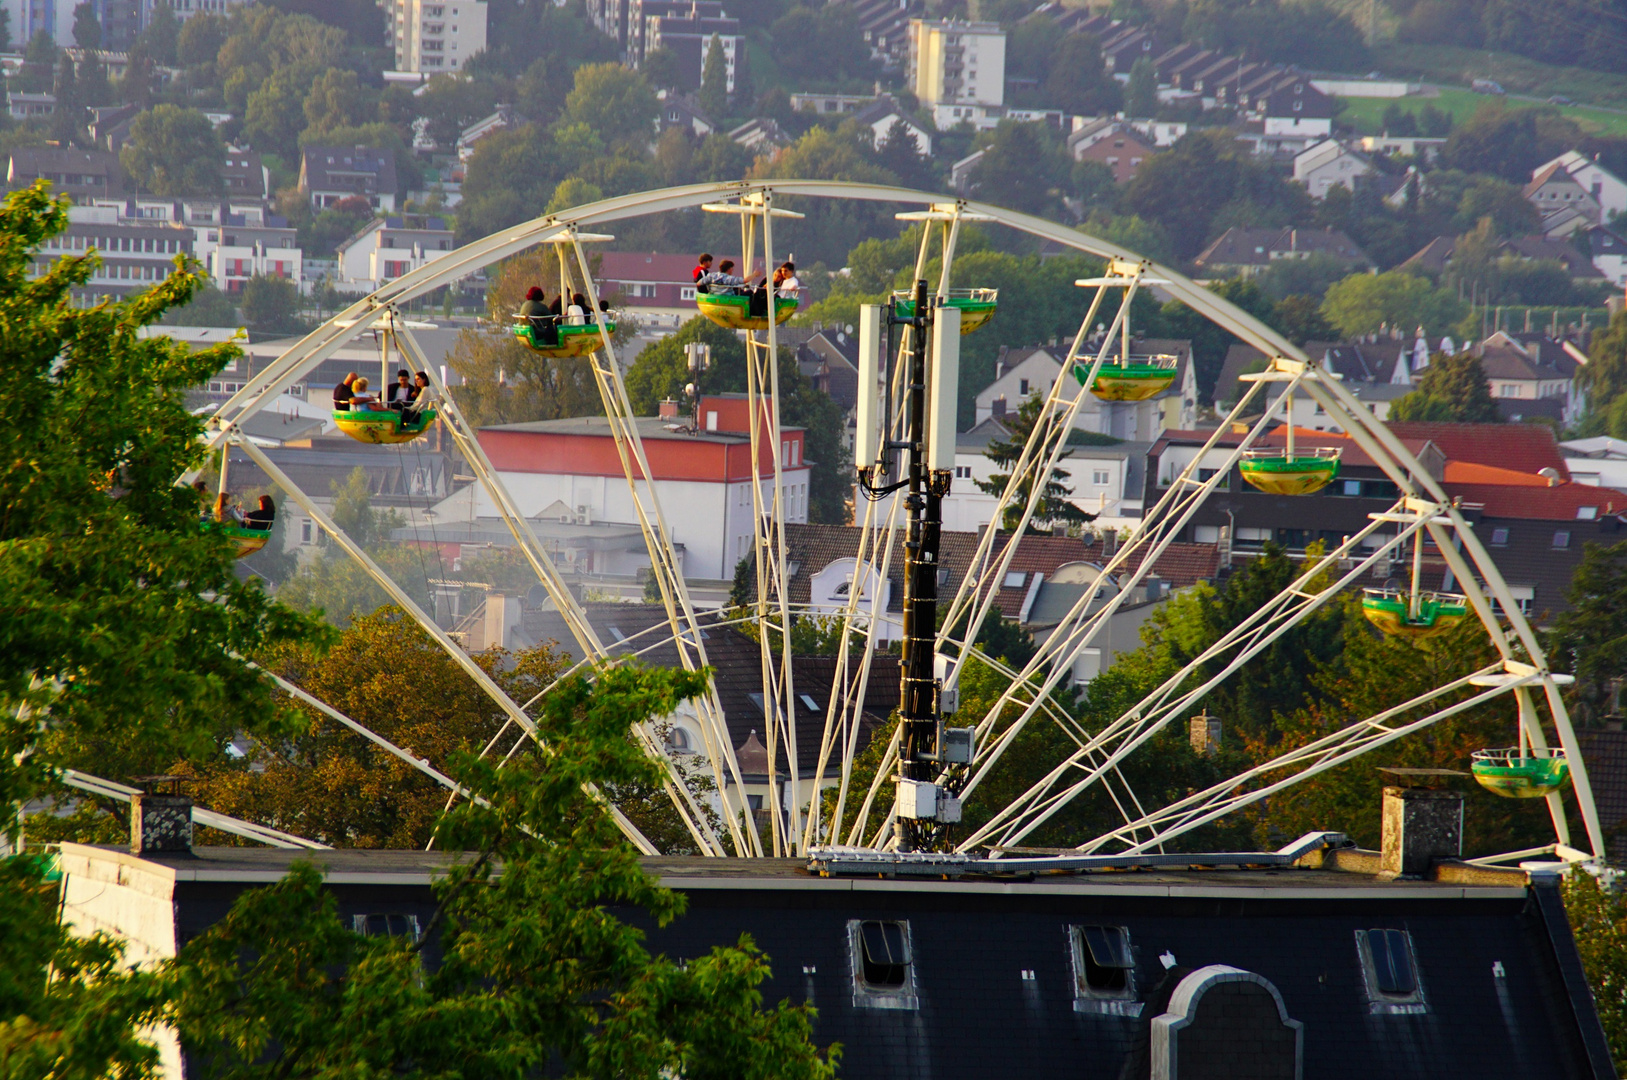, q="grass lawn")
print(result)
[1337,86,1627,138]
[1381,43,1627,109]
